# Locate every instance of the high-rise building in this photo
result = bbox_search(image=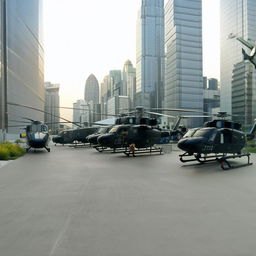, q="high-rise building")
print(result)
[84,74,99,104]
[203,81,220,122]
[208,78,218,90]
[0,0,44,139]
[165,0,203,127]
[100,75,110,118]
[122,60,136,108]
[73,99,90,128]
[220,0,256,114]
[232,61,256,131]
[136,0,165,108]
[109,70,122,97]
[107,96,129,116]
[44,82,60,133]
